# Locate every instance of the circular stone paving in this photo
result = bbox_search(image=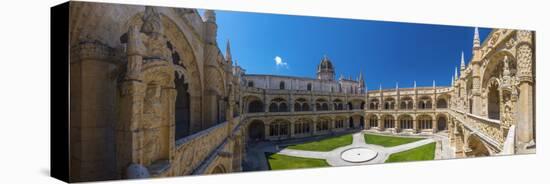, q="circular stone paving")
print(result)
[340,147,378,163]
